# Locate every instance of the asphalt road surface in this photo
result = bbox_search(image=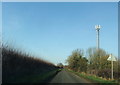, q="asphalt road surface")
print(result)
[50,69,92,83]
